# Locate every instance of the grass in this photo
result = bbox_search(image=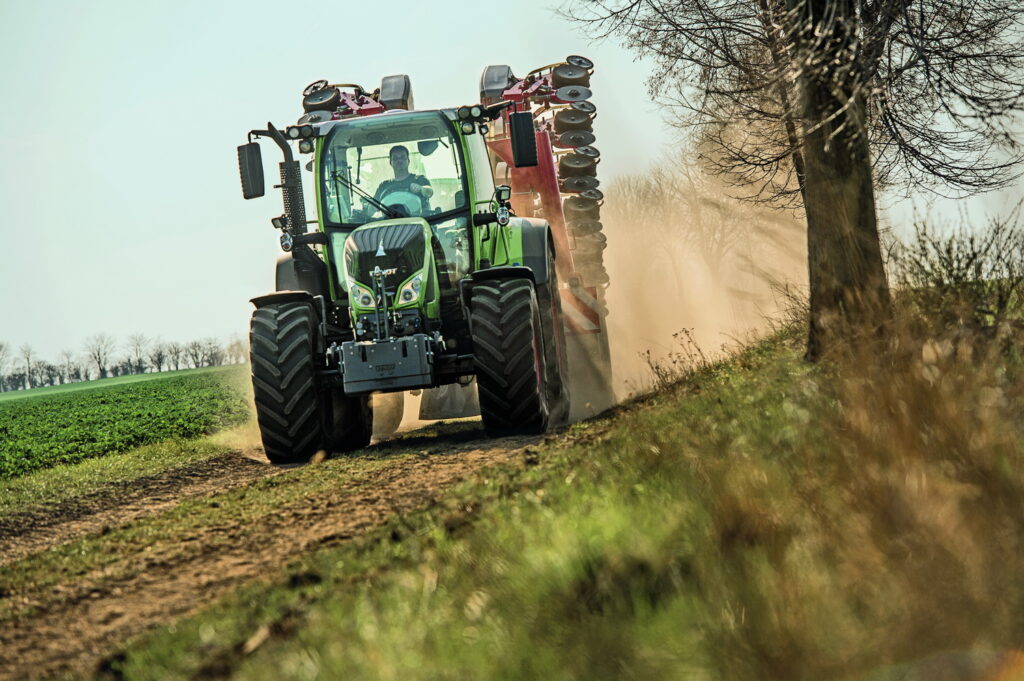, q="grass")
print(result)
[0,365,251,478]
[93,324,1023,681]
[0,421,256,517]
